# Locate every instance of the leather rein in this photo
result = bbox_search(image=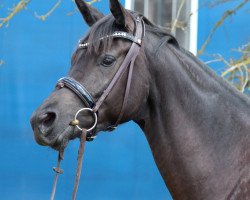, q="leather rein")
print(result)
[50,15,145,200]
